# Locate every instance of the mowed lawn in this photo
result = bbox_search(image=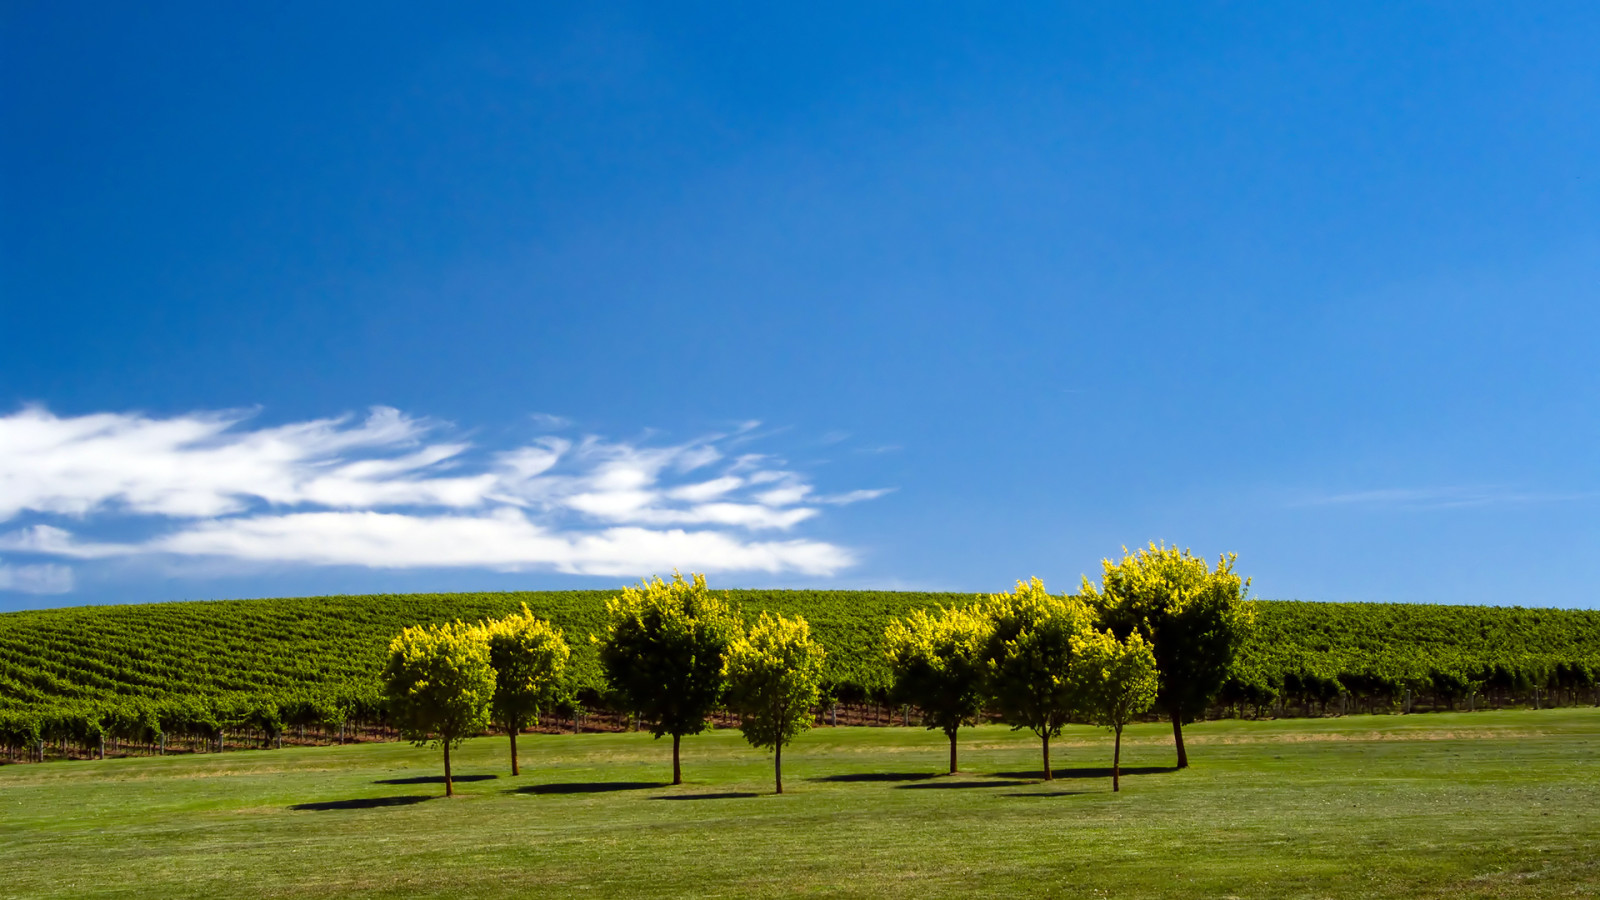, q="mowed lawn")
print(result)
[3,709,1598,899]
